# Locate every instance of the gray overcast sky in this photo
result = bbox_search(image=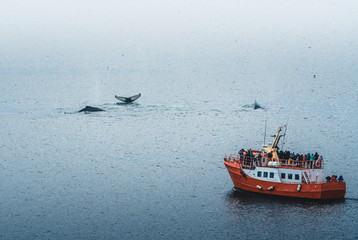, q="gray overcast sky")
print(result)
[1,0,358,73]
